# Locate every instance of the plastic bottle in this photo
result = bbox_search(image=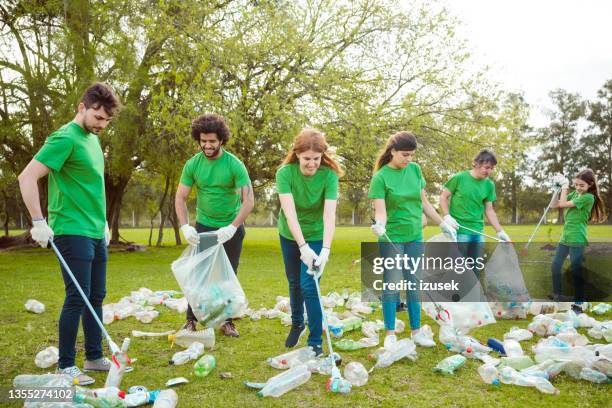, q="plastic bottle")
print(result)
[168,328,215,349]
[105,338,131,388]
[74,394,127,408]
[371,339,417,370]
[134,310,159,324]
[193,354,216,378]
[340,316,362,332]
[334,339,364,351]
[170,342,204,365]
[502,339,524,358]
[579,367,611,384]
[433,355,466,375]
[267,347,316,369]
[343,362,368,386]
[152,389,178,408]
[351,303,374,315]
[499,366,559,395]
[124,390,160,407]
[257,364,311,397]
[592,303,612,315]
[13,374,74,388]
[503,327,533,342]
[487,338,506,355]
[25,299,45,313]
[35,346,59,368]
[325,377,351,394]
[500,356,534,370]
[478,364,500,385]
